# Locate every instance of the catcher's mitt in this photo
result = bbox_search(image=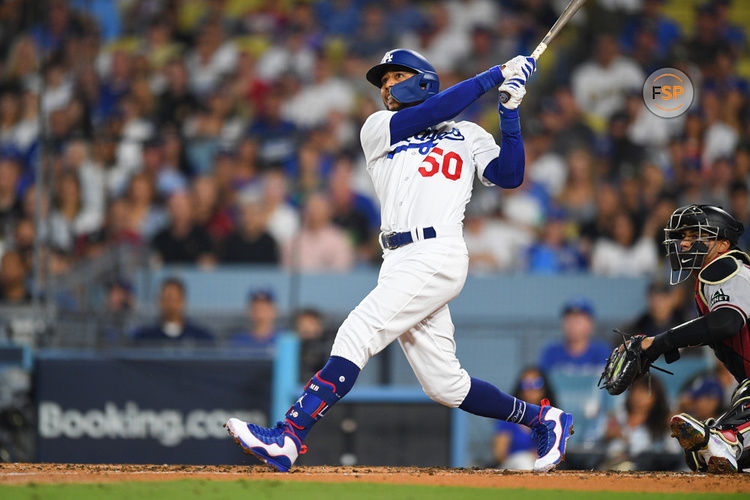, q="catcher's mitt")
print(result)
[598,333,655,396]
